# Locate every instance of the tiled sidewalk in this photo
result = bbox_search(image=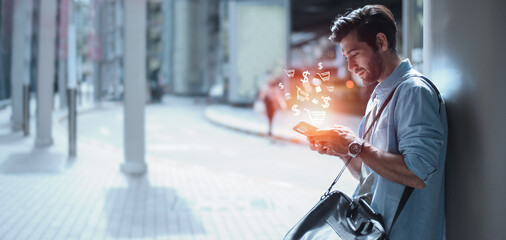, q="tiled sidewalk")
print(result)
[0,107,323,240]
